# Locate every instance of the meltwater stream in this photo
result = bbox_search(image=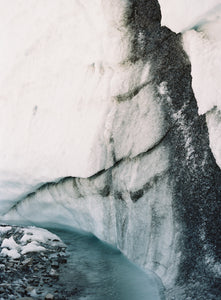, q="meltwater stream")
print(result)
[51,228,165,300]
